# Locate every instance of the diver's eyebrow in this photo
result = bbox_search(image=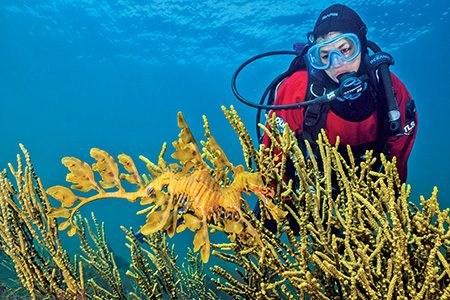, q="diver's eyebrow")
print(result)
[319,40,349,54]
[337,40,350,49]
